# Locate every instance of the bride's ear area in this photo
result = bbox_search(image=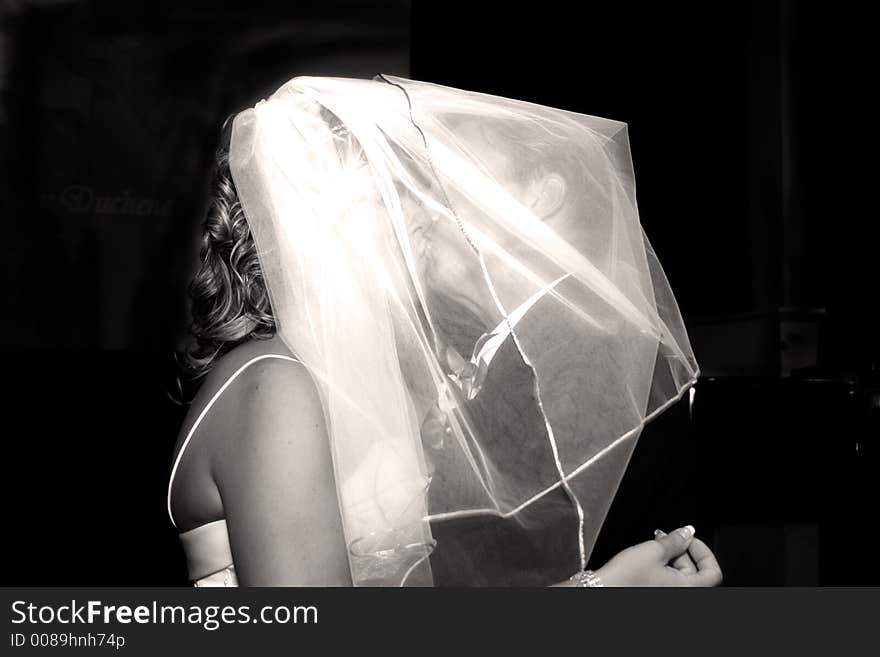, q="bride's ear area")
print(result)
[526,173,567,219]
